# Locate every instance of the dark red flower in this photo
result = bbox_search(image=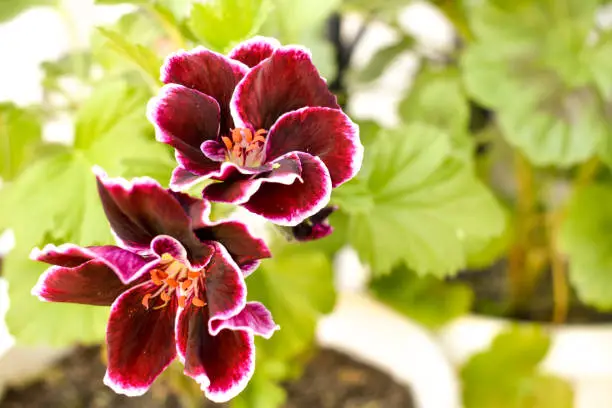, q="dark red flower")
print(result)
[290,206,338,242]
[148,36,363,226]
[30,169,276,402]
